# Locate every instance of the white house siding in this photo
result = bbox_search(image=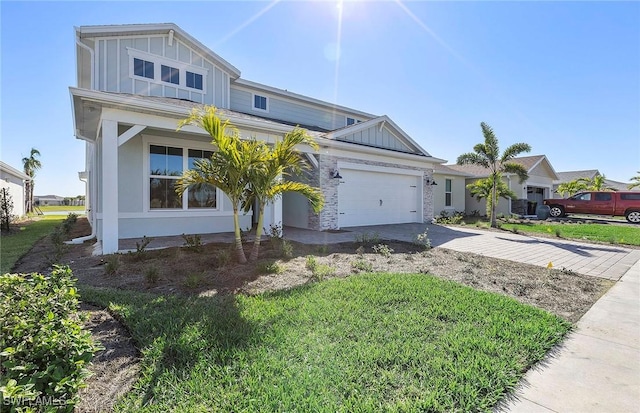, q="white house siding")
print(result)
[0,169,27,218]
[93,35,230,107]
[230,87,362,131]
[118,136,144,213]
[464,177,511,217]
[432,174,466,216]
